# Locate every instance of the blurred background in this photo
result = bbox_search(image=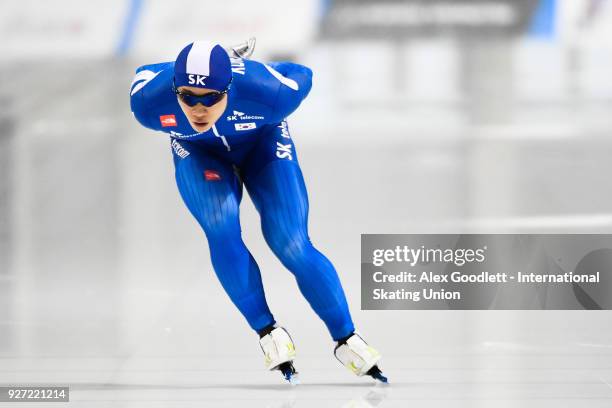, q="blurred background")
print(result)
[1,0,612,407]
